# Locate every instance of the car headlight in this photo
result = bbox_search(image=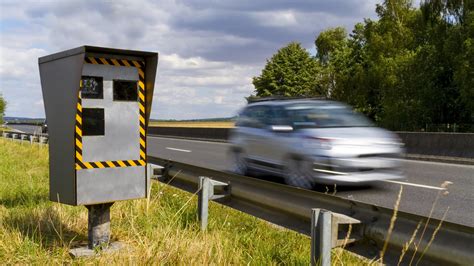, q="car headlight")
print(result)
[303,136,333,150]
